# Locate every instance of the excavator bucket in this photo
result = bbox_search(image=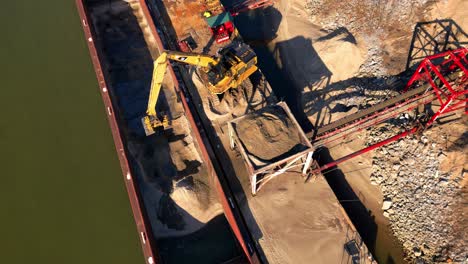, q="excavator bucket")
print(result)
[141,54,170,136]
[142,114,169,136]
